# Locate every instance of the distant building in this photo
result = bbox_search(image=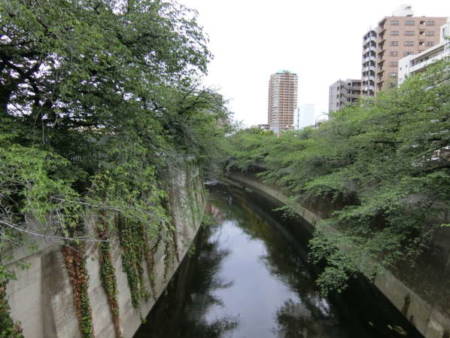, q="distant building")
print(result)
[256,123,270,130]
[361,5,447,95]
[398,18,450,84]
[328,79,362,113]
[361,28,378,97]
[267,71,298,134]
